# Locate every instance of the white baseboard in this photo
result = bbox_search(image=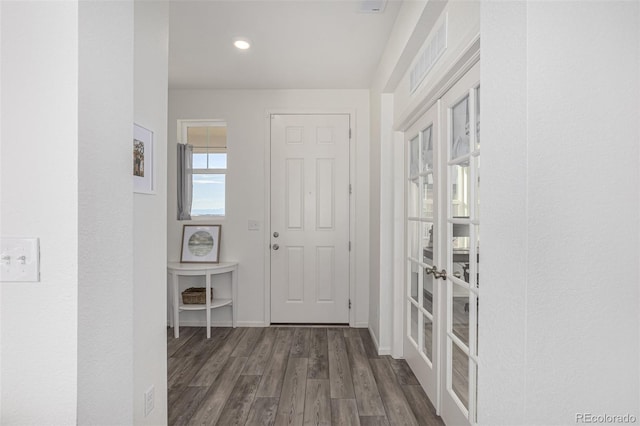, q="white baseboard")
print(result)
[168,320,267,327]
[354,321,369,328]
[377,346,392,355]
[237,321,268,327]
[175,320,232,327]
[368,326,392,356]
